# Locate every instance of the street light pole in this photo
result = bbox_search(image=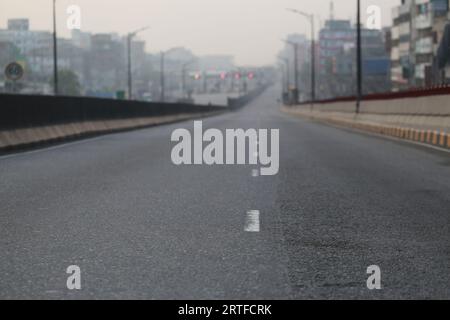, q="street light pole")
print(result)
[283,39,299,104]
[278,63,286,93]
[127,26,150,100]
[52,0,58,95]
[181,65,186,98]
[287,8,316,102]
[181,60,195,99]
[293,43,299,101]
[160,51,165,102]
[278,56,290,92]
[127,34,132,100]
[310,15,316,102]
[356,0,362,113]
